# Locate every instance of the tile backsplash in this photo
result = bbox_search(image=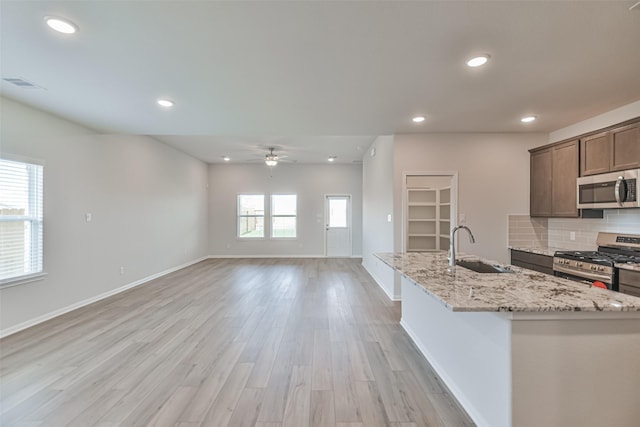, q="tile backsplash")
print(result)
[508,215,548,248]
[509,210,640,251]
